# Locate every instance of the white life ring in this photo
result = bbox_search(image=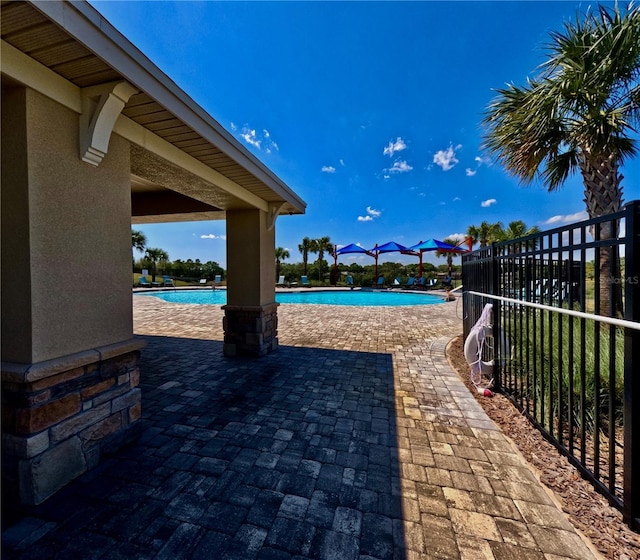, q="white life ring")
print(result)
[464,324,513,375]
[464,324,494,377]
